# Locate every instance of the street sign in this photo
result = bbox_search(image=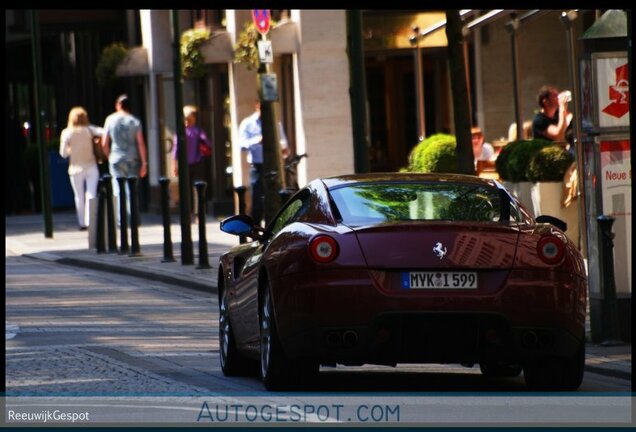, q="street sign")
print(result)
[259,73,278,101]
[257,40,273,64]
[252,10,271,35]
